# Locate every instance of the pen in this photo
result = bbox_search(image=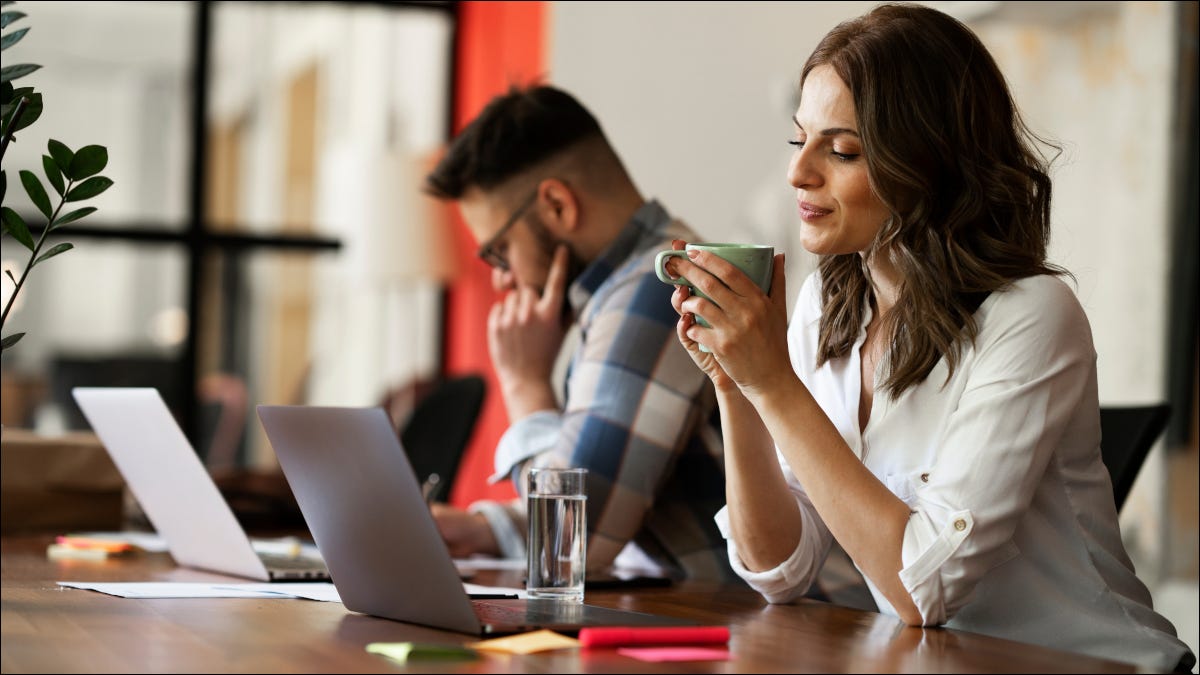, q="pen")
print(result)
[467,593,520,599]
[578,626,730,648]
[421,473,441,504]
